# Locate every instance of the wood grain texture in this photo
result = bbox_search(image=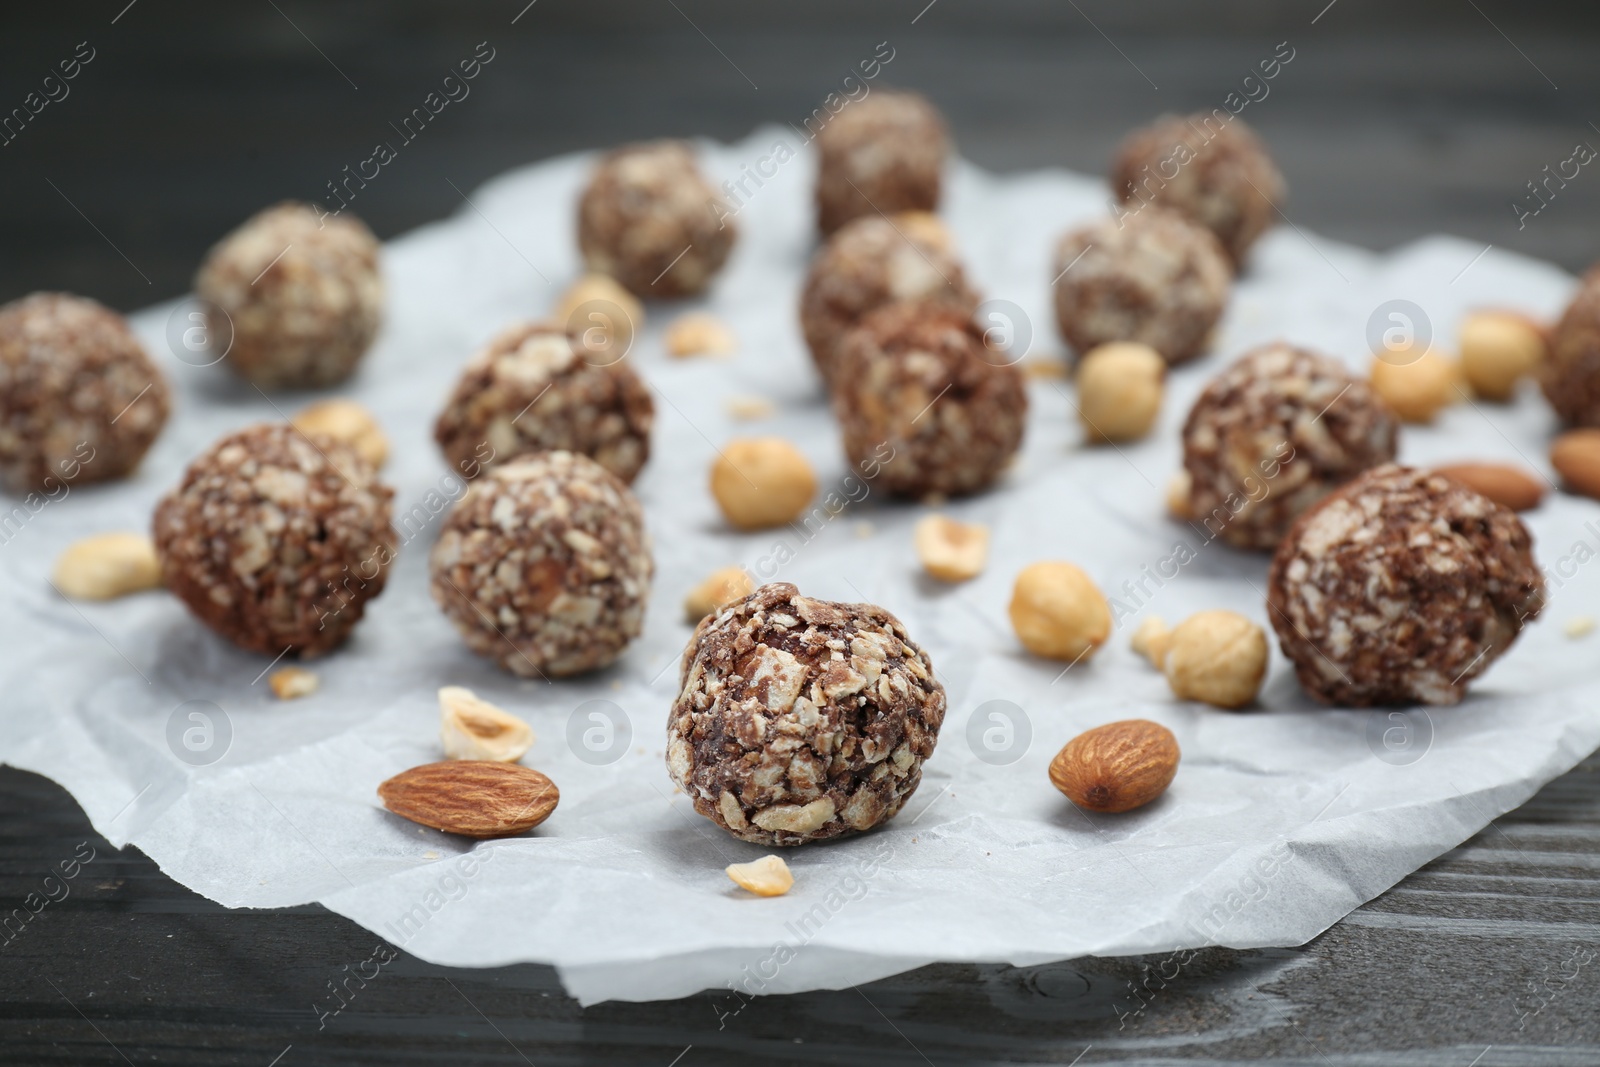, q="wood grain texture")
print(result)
[2,3,1599,1062]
